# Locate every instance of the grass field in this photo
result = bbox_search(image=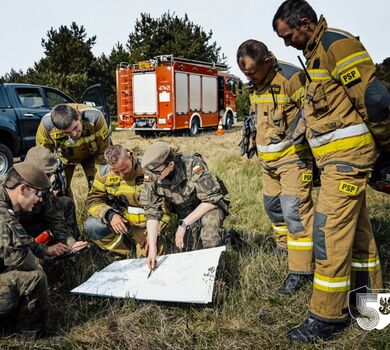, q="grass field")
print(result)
[2,126,390,349]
